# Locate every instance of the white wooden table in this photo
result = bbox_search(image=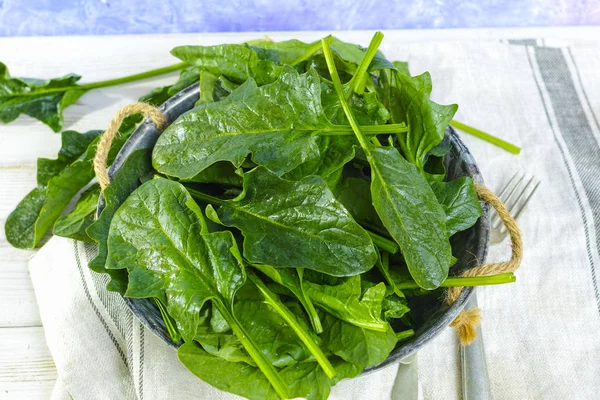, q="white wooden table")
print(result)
[0,27,596,399]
